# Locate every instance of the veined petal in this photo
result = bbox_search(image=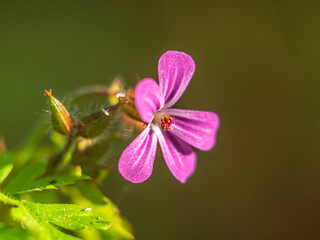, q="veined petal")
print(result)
[166,108,220,151]
[158,51,195,108]
[155,127,196,183]
[118,124,157,183]
[135,78,164,123]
